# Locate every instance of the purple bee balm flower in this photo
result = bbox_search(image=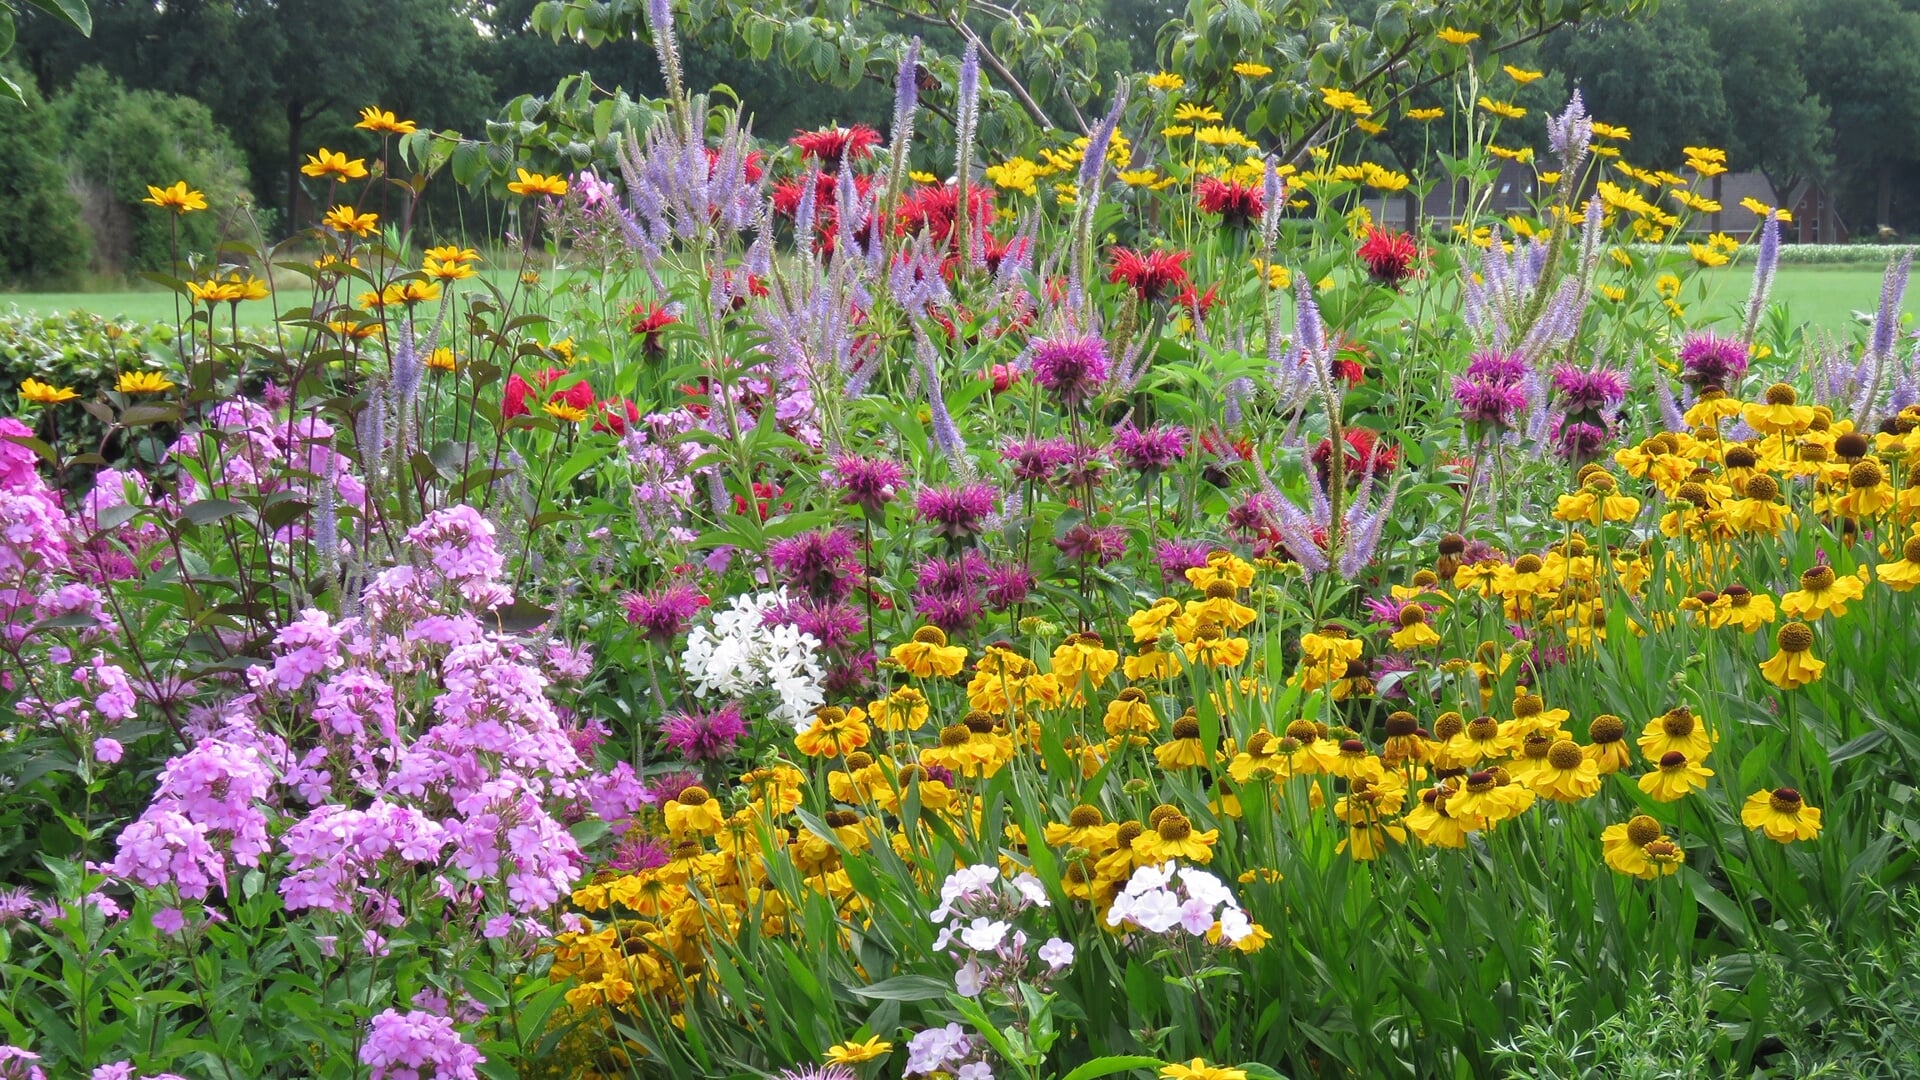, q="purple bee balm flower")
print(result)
[1004,436,1074,483]
[917,551,990,595]
[1550,364,1628,412]
[1058,443,1109,489]
[607,834,671,872]
[769,597,867,651]
[1054,523,1127,566]
[1453,376,1529,429]
[829,454,905,516]
[821,651,878,697]
[622,581,706,645]
[1028,333,1111,408]
[1677,332,1749,391]
[913,589,985,633]
[1110,420,1189,473]
[917,483,999,543]
[661,703,747,761]
[1550,418,1613,463]
[767,528,863,602]
[1155,539,1212,586]
[984,563,1035,608]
